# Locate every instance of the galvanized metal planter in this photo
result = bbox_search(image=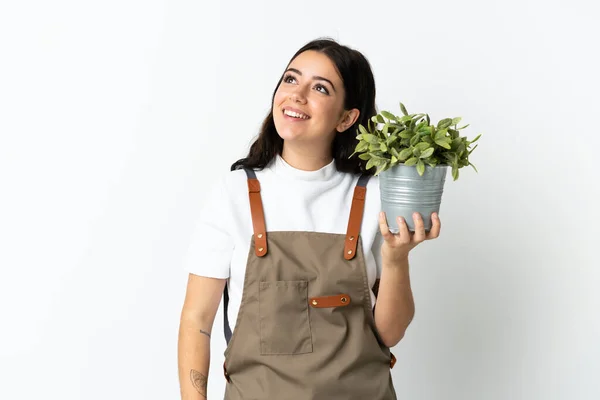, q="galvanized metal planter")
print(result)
[379,164,448,233]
